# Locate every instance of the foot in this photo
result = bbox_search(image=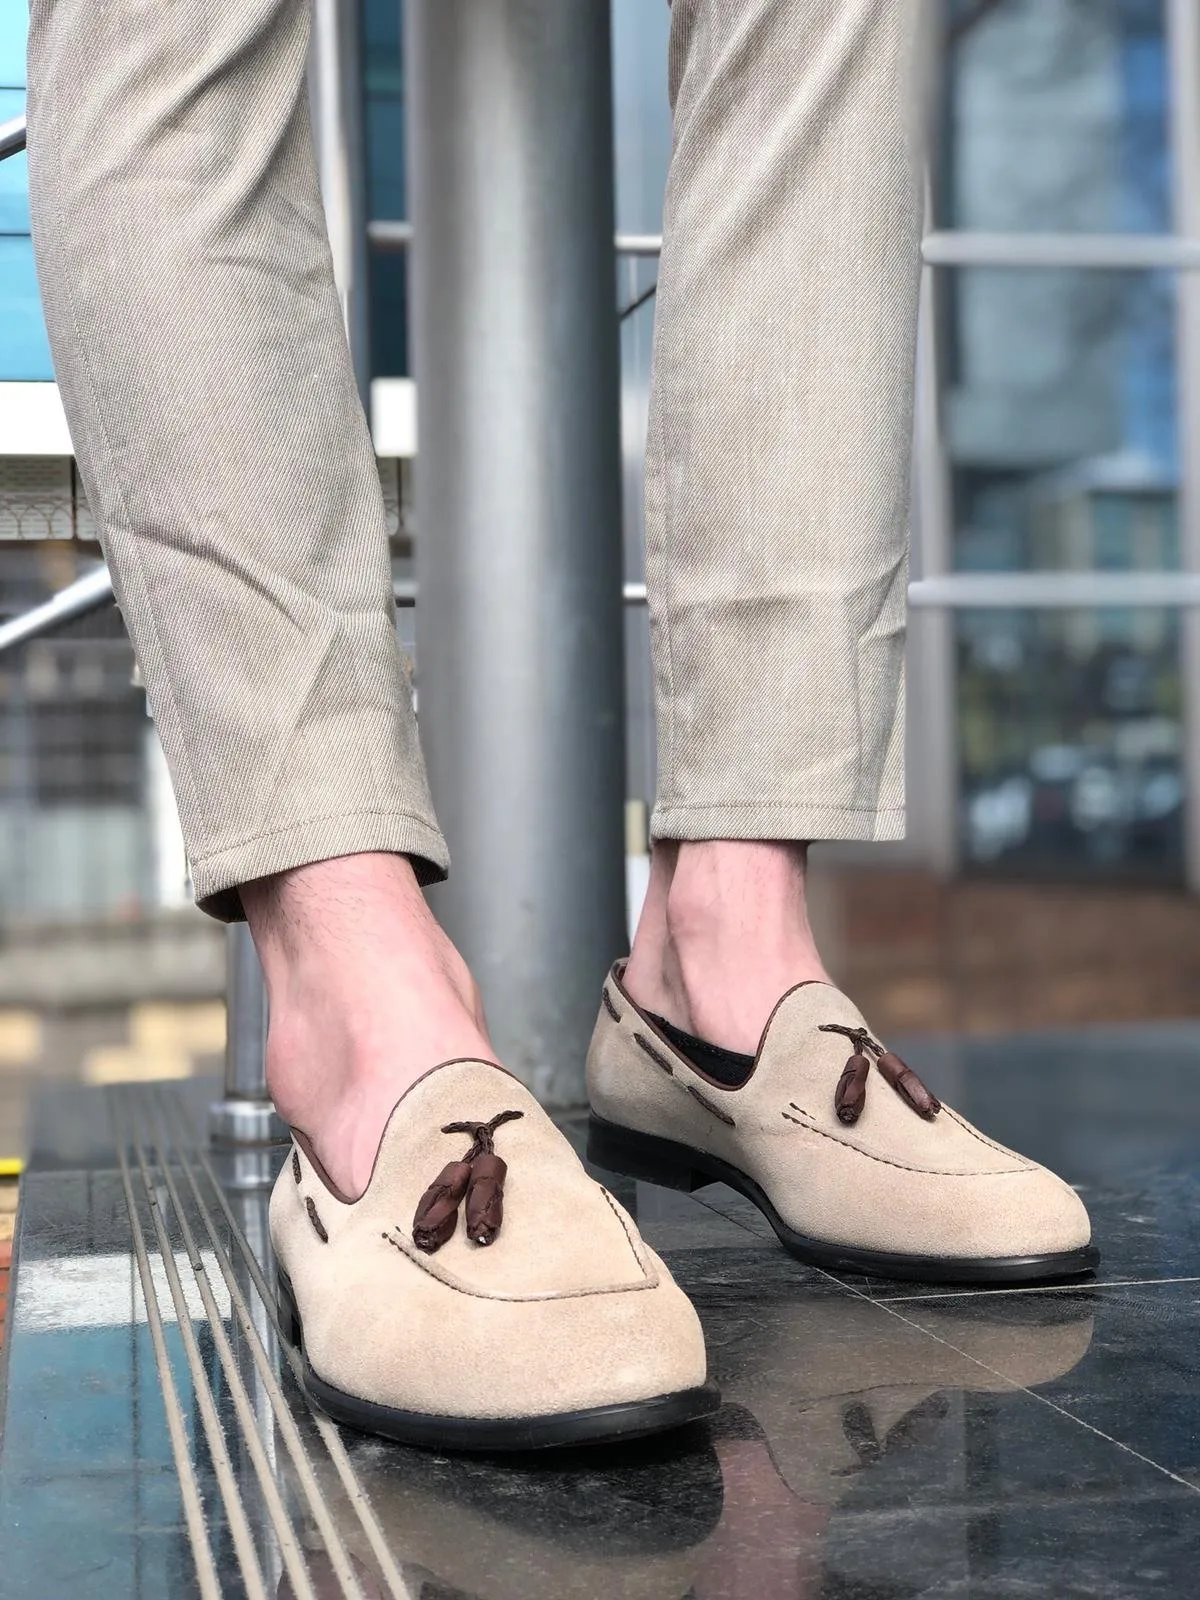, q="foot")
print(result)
[242,852,499,1200]
[272,1058,717,1449]
[587,965,1096,1284]
[622,841,833,1056]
